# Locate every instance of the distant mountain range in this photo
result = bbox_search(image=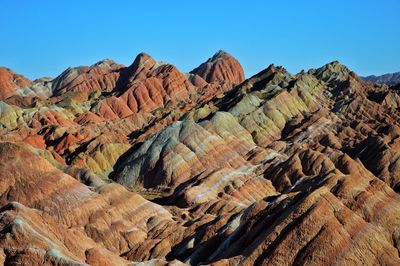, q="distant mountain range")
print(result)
[363,72,400,85]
